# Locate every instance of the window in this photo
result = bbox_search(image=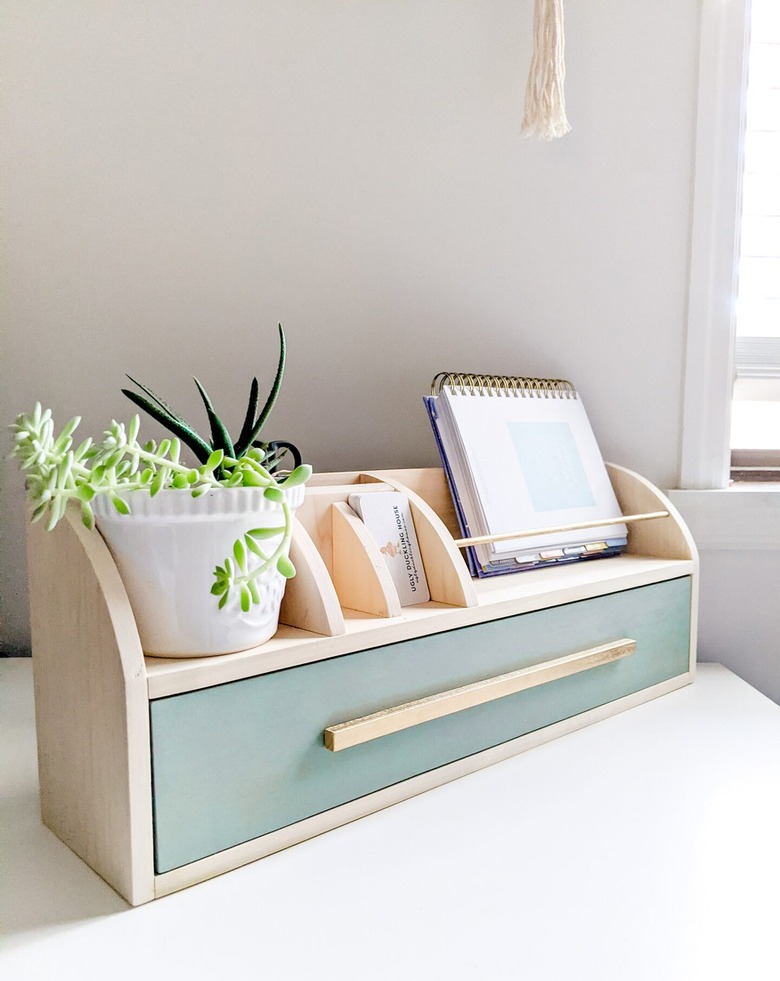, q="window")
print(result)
[672,0,779,550]
[731,0,780,479]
